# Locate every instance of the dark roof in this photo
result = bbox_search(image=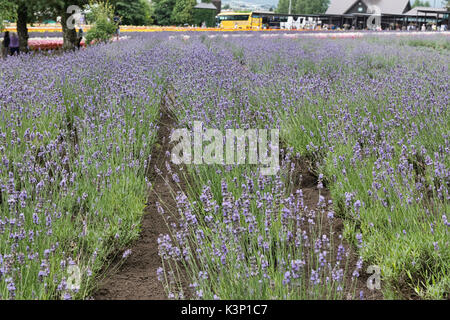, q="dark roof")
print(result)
[326,0,411,15]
